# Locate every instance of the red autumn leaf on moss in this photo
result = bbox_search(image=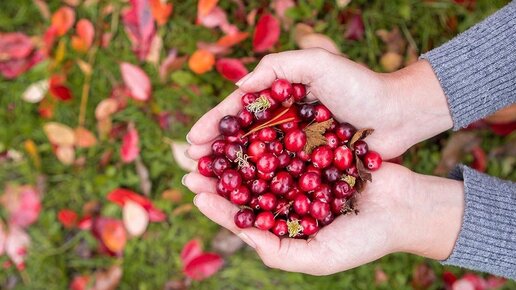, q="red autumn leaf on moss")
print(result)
[0,33,44,79]
[197,0,219,20]
[486,276,506,289]
[216,58,248,82]
[107,188,166,222]
[344,11,364,41]
[180,239,203,265]
[216,31,249,48]
[470,146,487,172]
[70,275,90,290]
[122,0,156,61]
[488,121,516,136]
[91,217,126,255]
[1,185,41,228]
[71,19,95,52]
[184,253,224,281]
[150,0,173,26]
[120,124,140,163]
[253,13,280,52]
[51,6,76,36]
[58,209,78,228]
[120,62,151,101]
[443,271,457,289]
[49,75,73,101]
[199,7,238,35]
